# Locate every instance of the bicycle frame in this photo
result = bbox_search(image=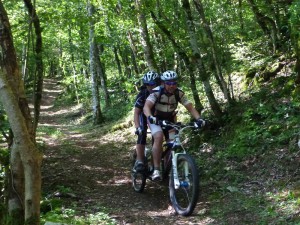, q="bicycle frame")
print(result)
[132,120,200,216]
[166,124,193,189]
